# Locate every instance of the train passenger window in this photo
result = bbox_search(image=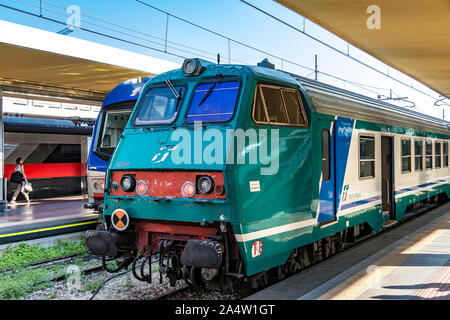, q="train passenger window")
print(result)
[444,142,449,168]
[359,136,375,178]
[401,139,412,173]
[187,81,240,123]
[414,140,423,171]
[252,84,308,127]
[134,86,185,125]
[425,141,433,169]
[321,129,331,181]
[435,142,442,168]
